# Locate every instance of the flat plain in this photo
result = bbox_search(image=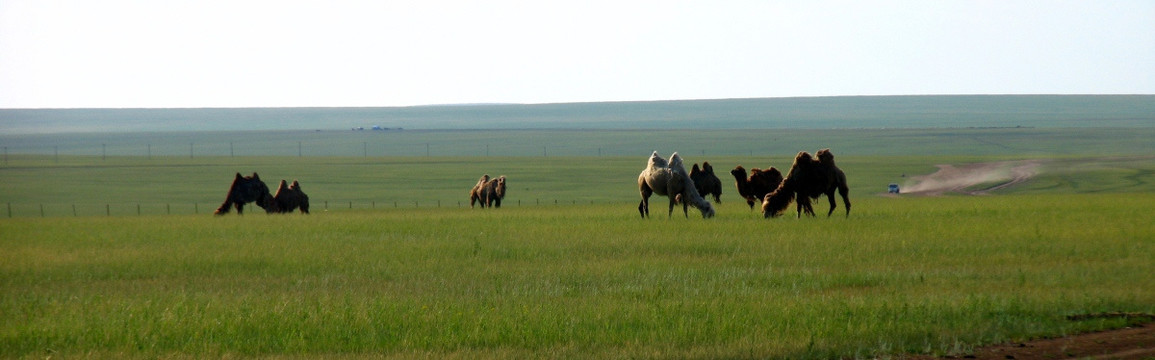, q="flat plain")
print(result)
[1,96,1153,358]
